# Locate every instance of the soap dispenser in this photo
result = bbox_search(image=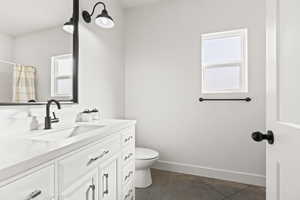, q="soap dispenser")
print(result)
[30,116,40,131]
